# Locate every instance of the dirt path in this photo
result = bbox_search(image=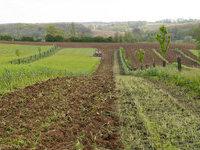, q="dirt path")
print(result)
[114,53,200,149]
[0,49,122,149]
